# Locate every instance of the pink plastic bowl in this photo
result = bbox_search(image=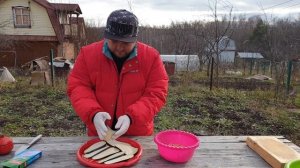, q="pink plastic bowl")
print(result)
[154,130,200,163]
